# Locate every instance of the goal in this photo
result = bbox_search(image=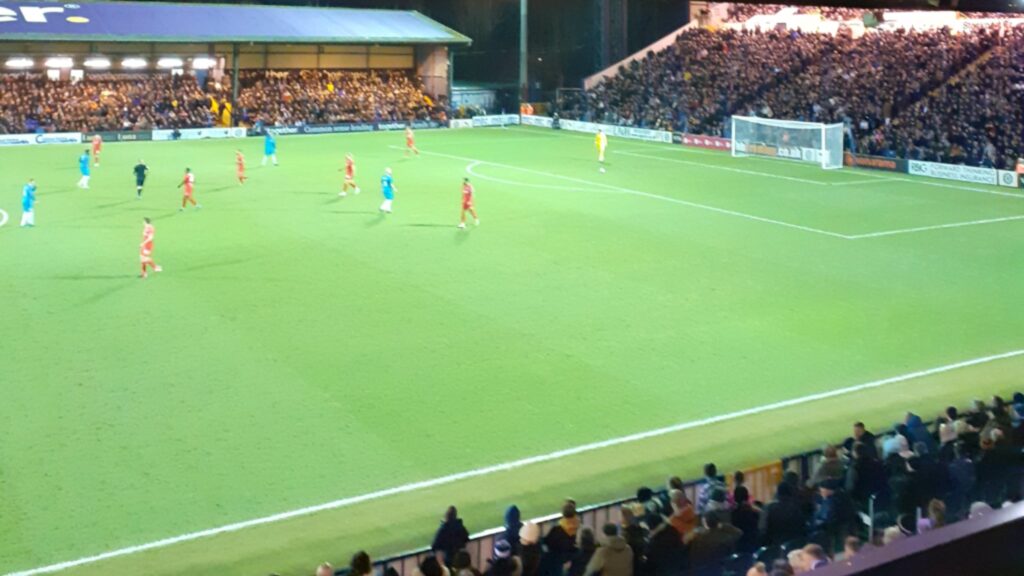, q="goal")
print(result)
[730,116,844,170]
